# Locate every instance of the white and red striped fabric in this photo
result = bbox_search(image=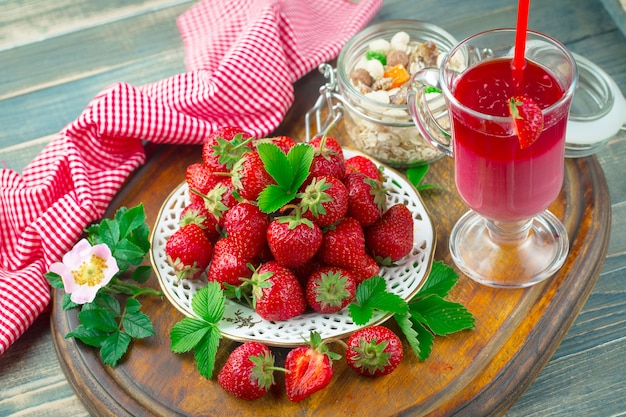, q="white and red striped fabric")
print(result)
[0,0,382,354]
